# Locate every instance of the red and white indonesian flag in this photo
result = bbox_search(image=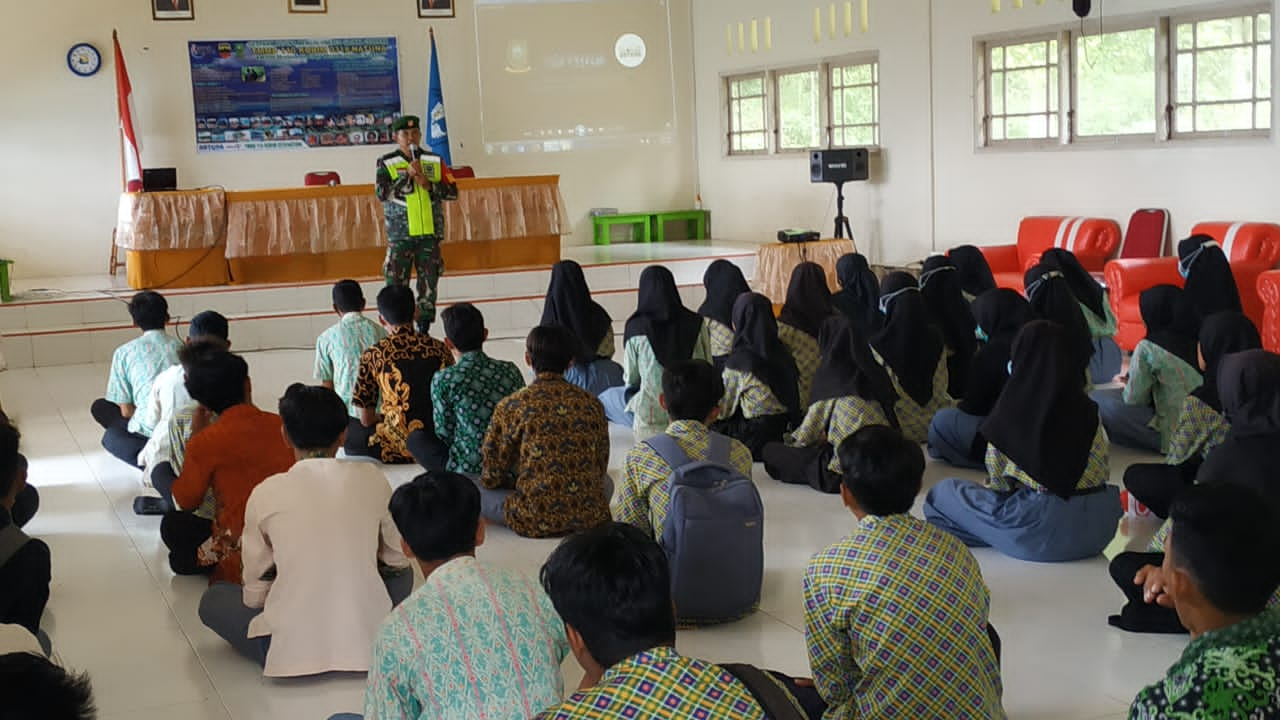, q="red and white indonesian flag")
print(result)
[113,32,143,192]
